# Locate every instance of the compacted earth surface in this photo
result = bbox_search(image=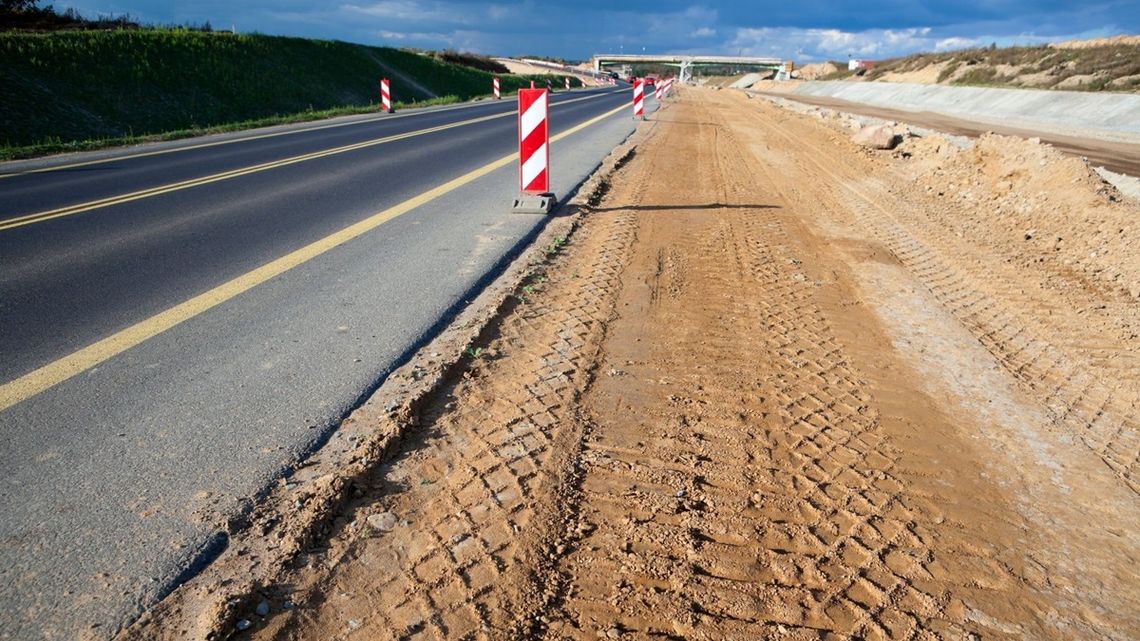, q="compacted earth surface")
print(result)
[125,86,1139,641]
